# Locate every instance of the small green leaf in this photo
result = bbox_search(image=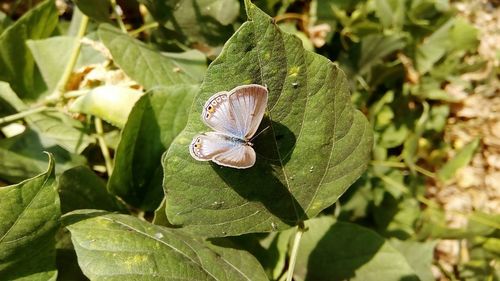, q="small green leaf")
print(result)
[0,129,86,183]
[0,153,60,281]
[0,0,58,100]
[73,0,112,22]
[415,18,454,74]
[162,0,372,236]
[437,138,480,181]
[98,24,203,88]
[390,239,437,281]
[69,85,144,128]
[374,0,405,29]
[65,211,269,281]
[58,166,127,214]
[138,0,238,48]
[293,217,419,281]
[108,85,198,210]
